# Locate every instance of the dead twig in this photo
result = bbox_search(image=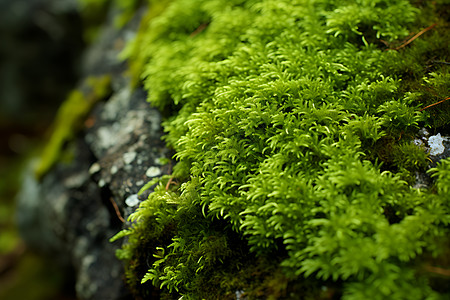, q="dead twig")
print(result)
[430,60,450,65]
[165,177,179,191]
[419,96,450,112]
[424,265,450,277]
[190,23,209,37]
[389,23,437,51]
[109,197,125,223]
[165,177,174,190]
